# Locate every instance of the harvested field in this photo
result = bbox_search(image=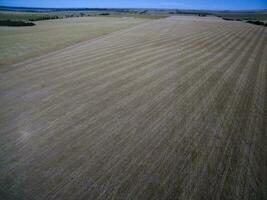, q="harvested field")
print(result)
[0,16,148,67]
[0,16,266,200]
